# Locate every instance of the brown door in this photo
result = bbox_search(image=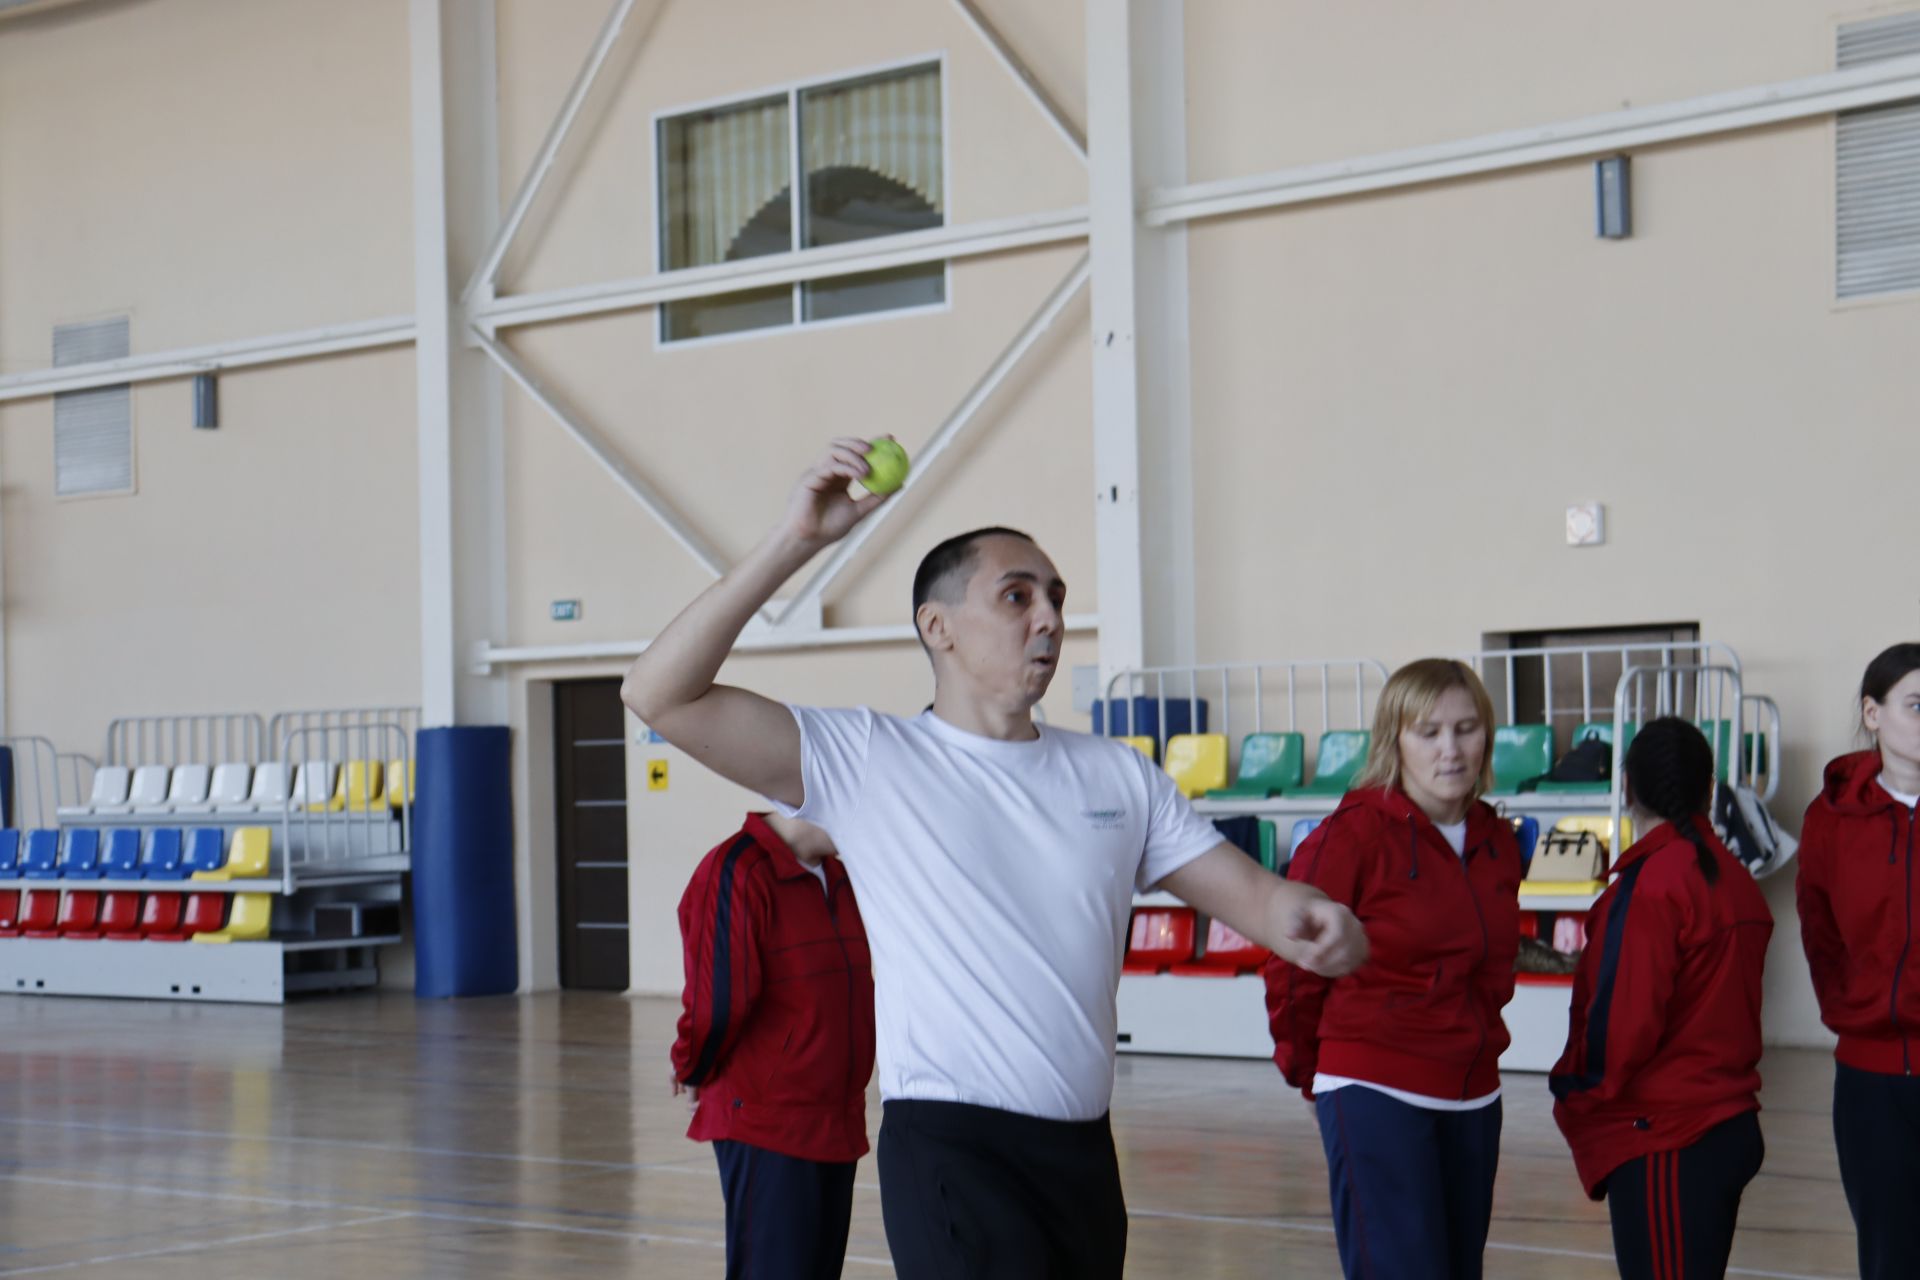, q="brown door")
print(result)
[553,678,630,991]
